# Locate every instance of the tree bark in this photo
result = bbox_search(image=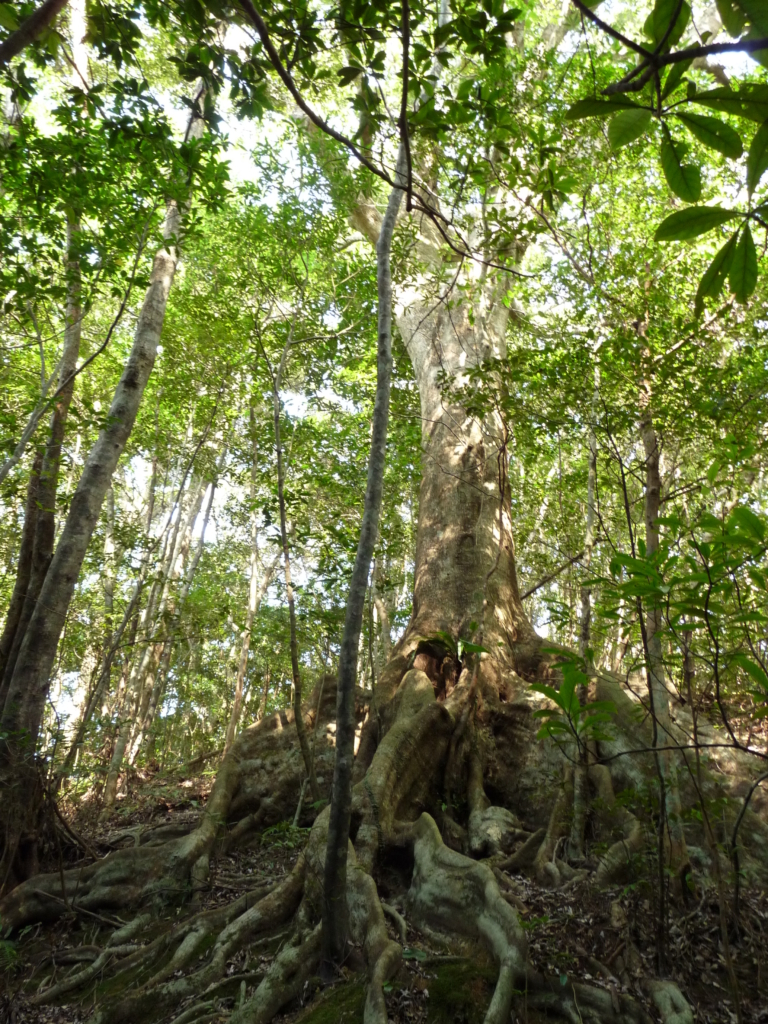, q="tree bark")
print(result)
[0,101,204,884]
[1,220,82,701]
[639,399,689,882]
[0,451,42,705]
[269,333,321,804]
[0,0,69,67]
[322,148,405,967]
